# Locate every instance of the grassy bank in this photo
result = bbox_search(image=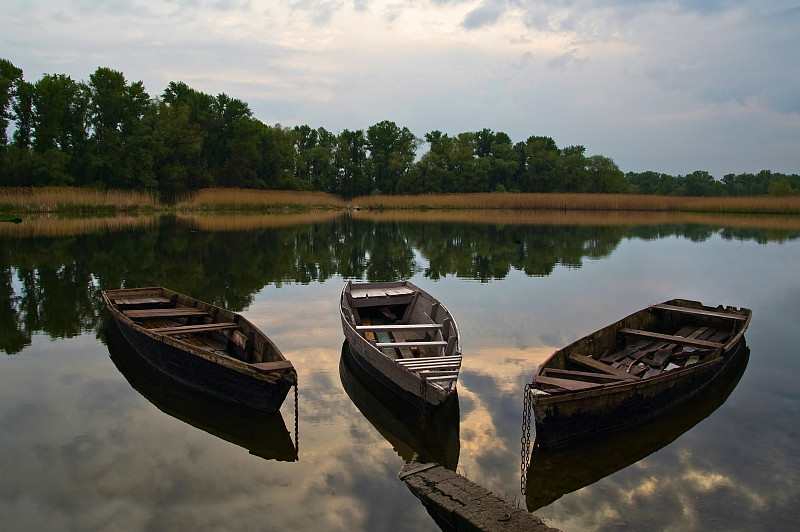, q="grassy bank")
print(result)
[2,187,799,215]
[351,192,800,214]
[0,187,159,214]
